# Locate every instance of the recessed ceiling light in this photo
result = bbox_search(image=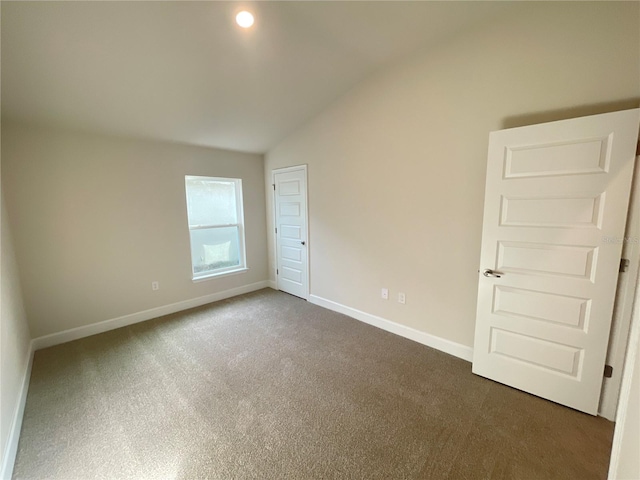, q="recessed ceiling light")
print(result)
[235,11,254,29]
